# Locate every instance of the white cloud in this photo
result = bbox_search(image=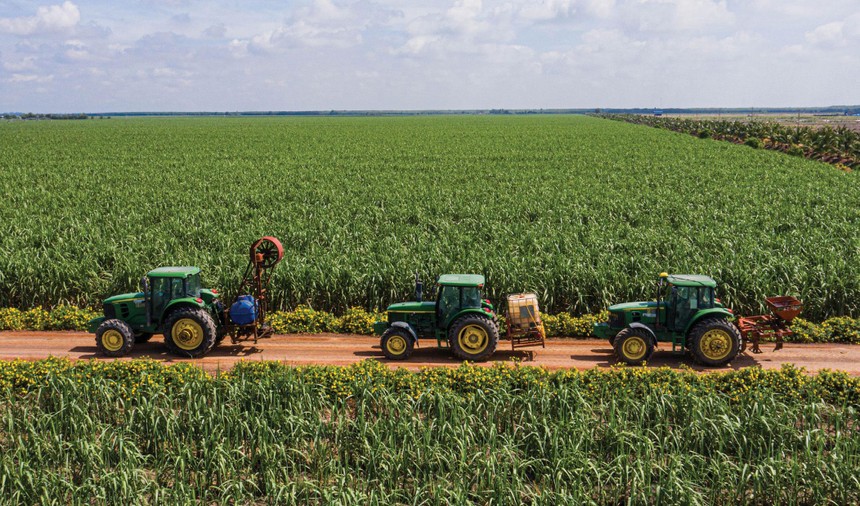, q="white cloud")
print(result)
[203,24,227,38]
[618,0,734,33]
[0,1,80,36]
[519,0,578,22]
[805,22,845,47]
[7,73,54,83]
[227,0,387,54]
[673,0,734,31]
[3,56,38,71]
